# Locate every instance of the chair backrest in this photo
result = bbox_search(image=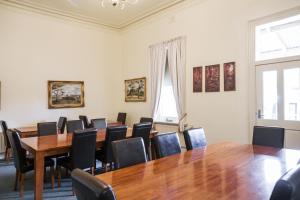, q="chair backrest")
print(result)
[79,115,90,129]
[117,112,127,125]
[91,118,107,130]
[58,117,67,133]
[6,130,27,171]
[153,132,181,159]
[37,122,57,136]
[132,123,152,156]
[183,128,207,150]
[71,129,97,170]
[104,126,127,163]
[0,120,10,148]
[112,137,147,169]
[140,117,153,124]
[71,169,117,200]
[270,165,300,200]
[252,126,285,148]
[67,120,84,133]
